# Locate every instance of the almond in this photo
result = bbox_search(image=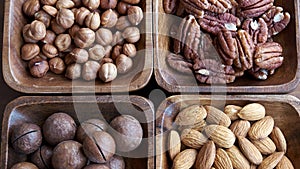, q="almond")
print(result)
[175,105,207,130]
[224,105,241,121]
[172,149,197,169]
[195,141,216,169]
[276,156,294,169]
[226,145,251,169]
[258,152,284,169]
[214,148,233,169]
[238,103,265,121]
[237,136,263,165]
[250,164,257,169]
[205,105,231,127]
[168,130,181,160]
[270,126,287,153]
[181,128,208,149]
[204,125,236,148]
[248,116,274,140]
[230,120,251,137]
[191,120,207,132]
[252,137,276,155]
